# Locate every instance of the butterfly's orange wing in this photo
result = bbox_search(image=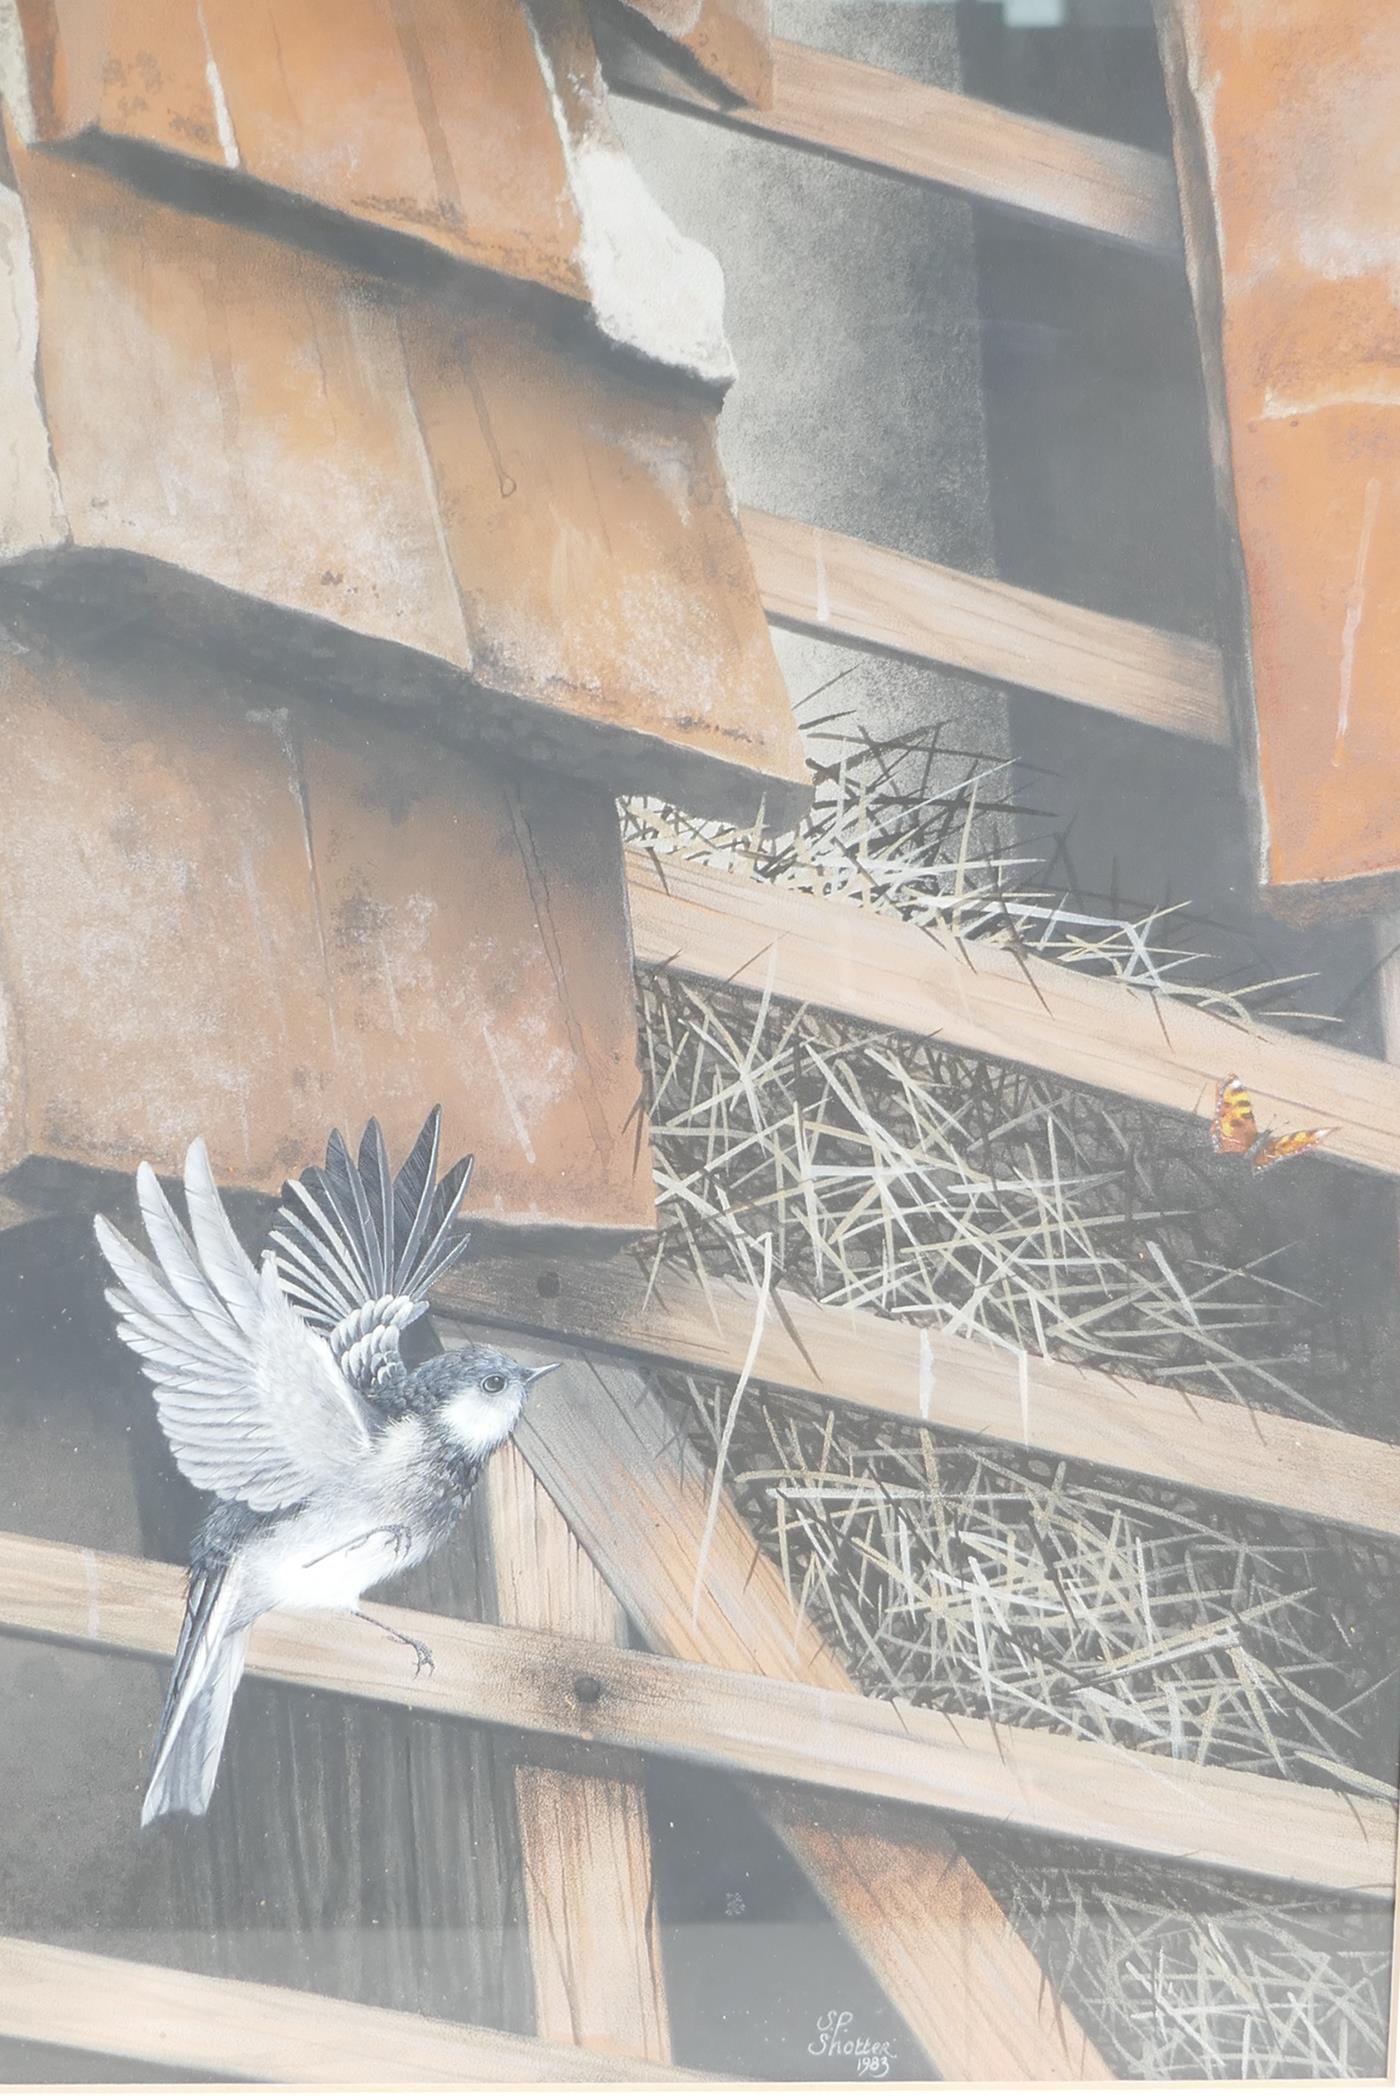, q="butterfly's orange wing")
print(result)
[1210,1077,1259,1155]
[1252,1126,1334,1171]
